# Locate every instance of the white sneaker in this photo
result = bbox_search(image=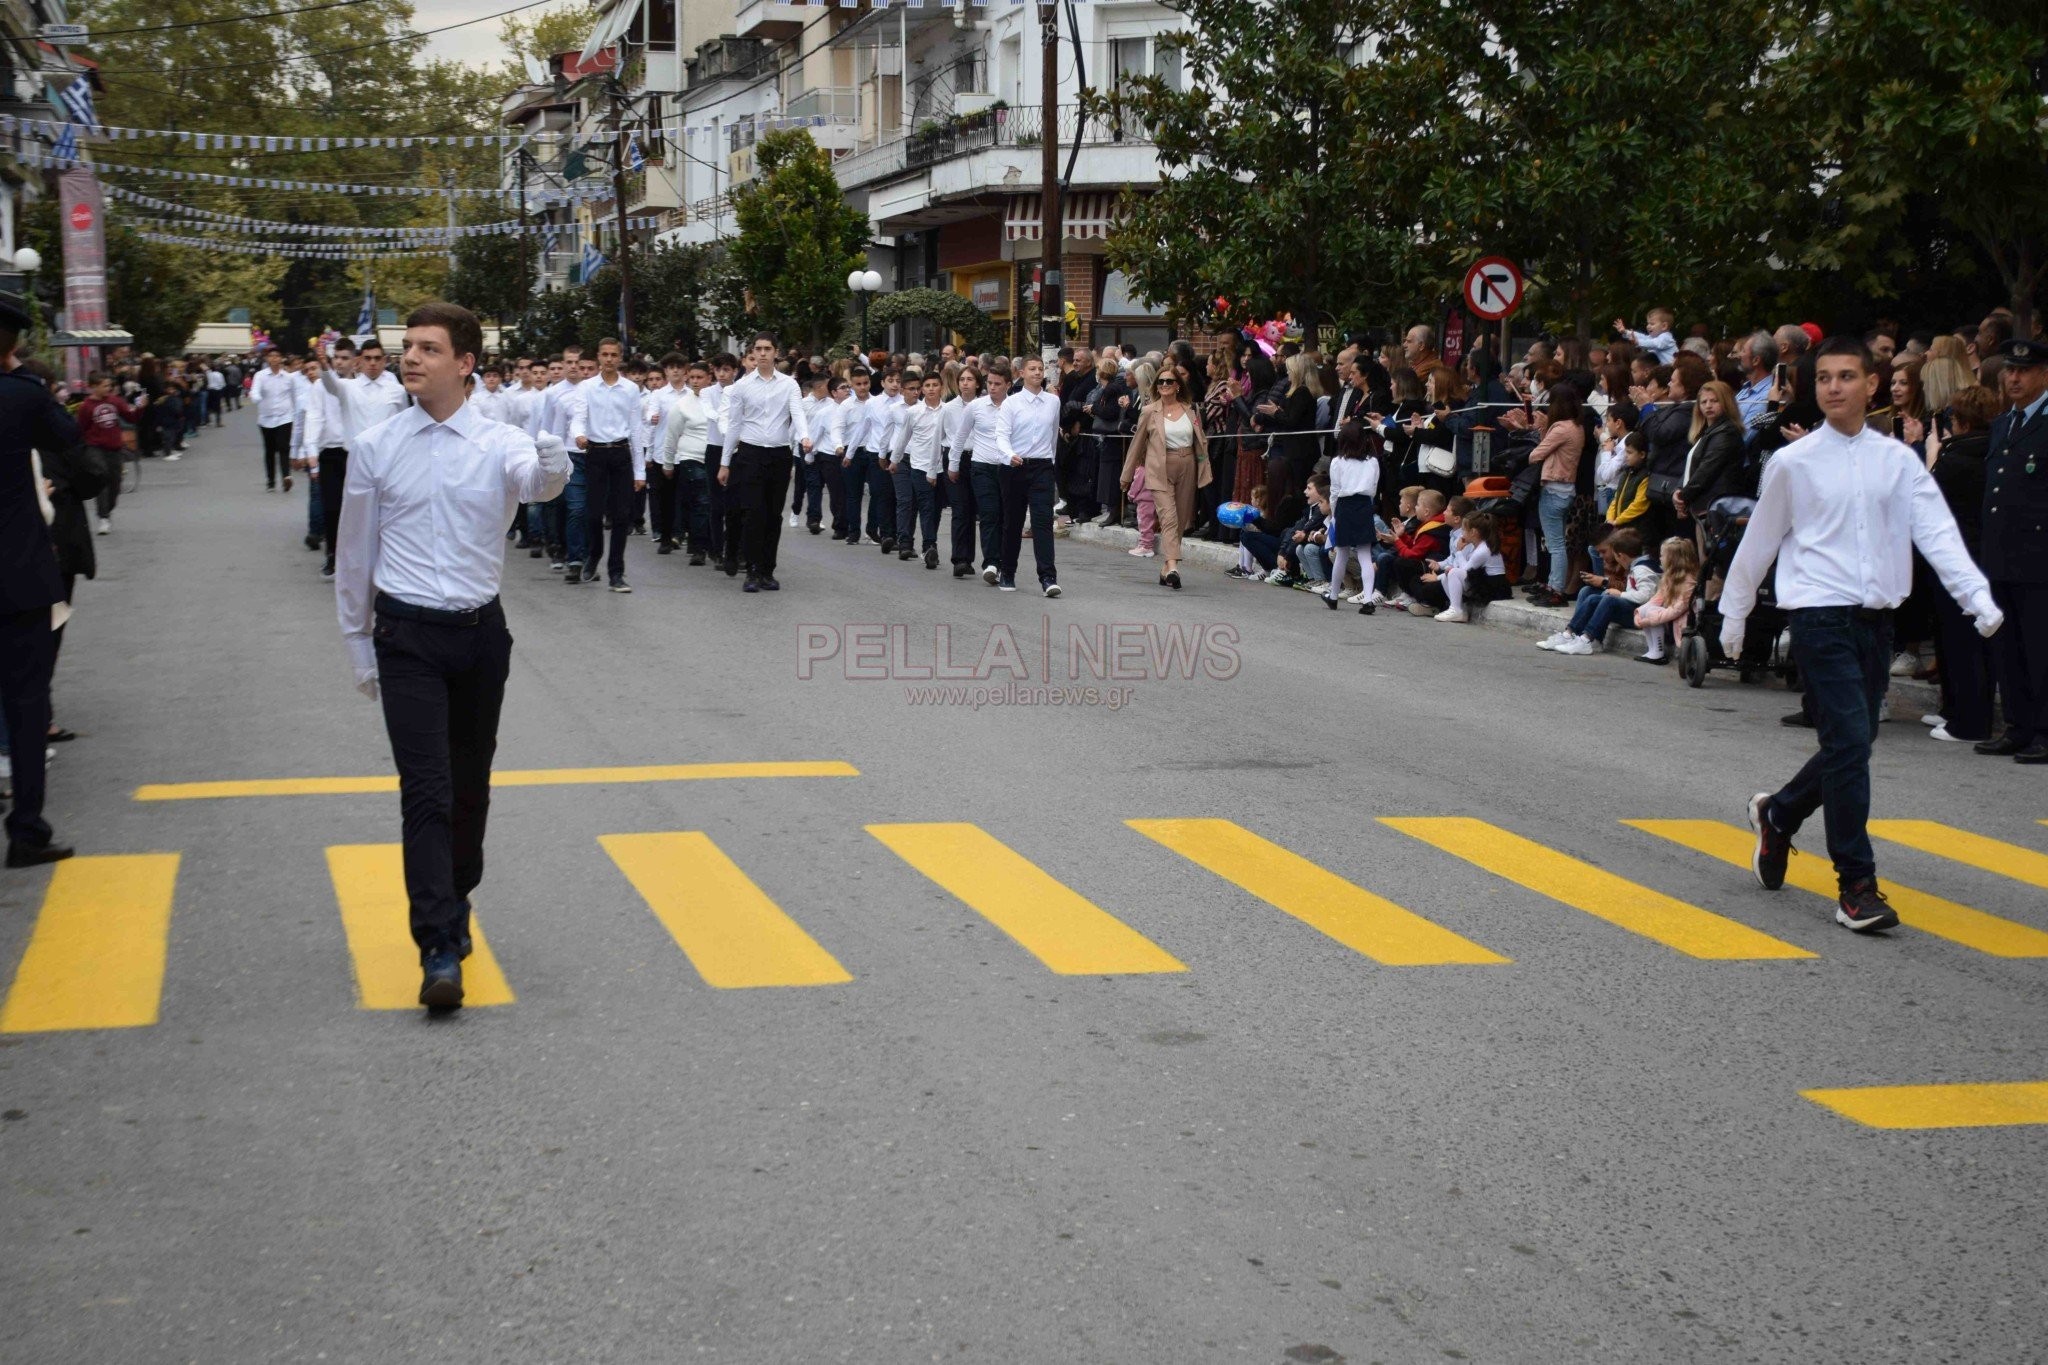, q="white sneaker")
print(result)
[1345,590,1371,604]
[1264,568,1289,584]
[1435,607,1469,623]
[1127,546,1156,557]
[1555,635,1597,655]
[1920,713,1943,728]
[1537,630,1570,650]
[96,517,110,535]
[1888,652,1917,678]
[1388,593,1416,609]
[1929,725,1963,742]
